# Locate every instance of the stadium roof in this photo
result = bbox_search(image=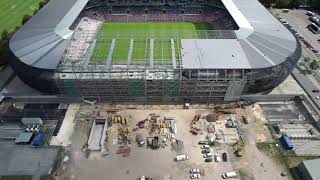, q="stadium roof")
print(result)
[181,0,297,69]
[9,0,298,70]
[9,0,88,69]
